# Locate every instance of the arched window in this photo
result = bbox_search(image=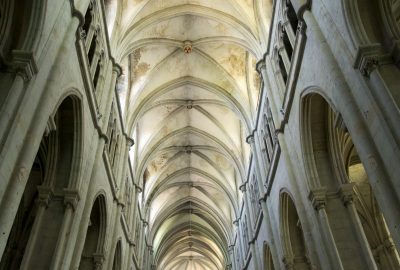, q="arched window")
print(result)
[262,104,275,163]
[0,96,82,269]
[134,218,141,253]
[241,217,249,254]
[278,51,288,84]
[112,241,122,270]
[82,2,94,39]
[280,192,311,270]
[282,28,293,59]
[0,0,45,66]
[112,134,119,168]
[0,155,45,270]
[302,93,400,269]
[79,195,107,270]
[264,244,275,270]
[249,175,261,218]
[93,56,102,90]
[108,119,117,153]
